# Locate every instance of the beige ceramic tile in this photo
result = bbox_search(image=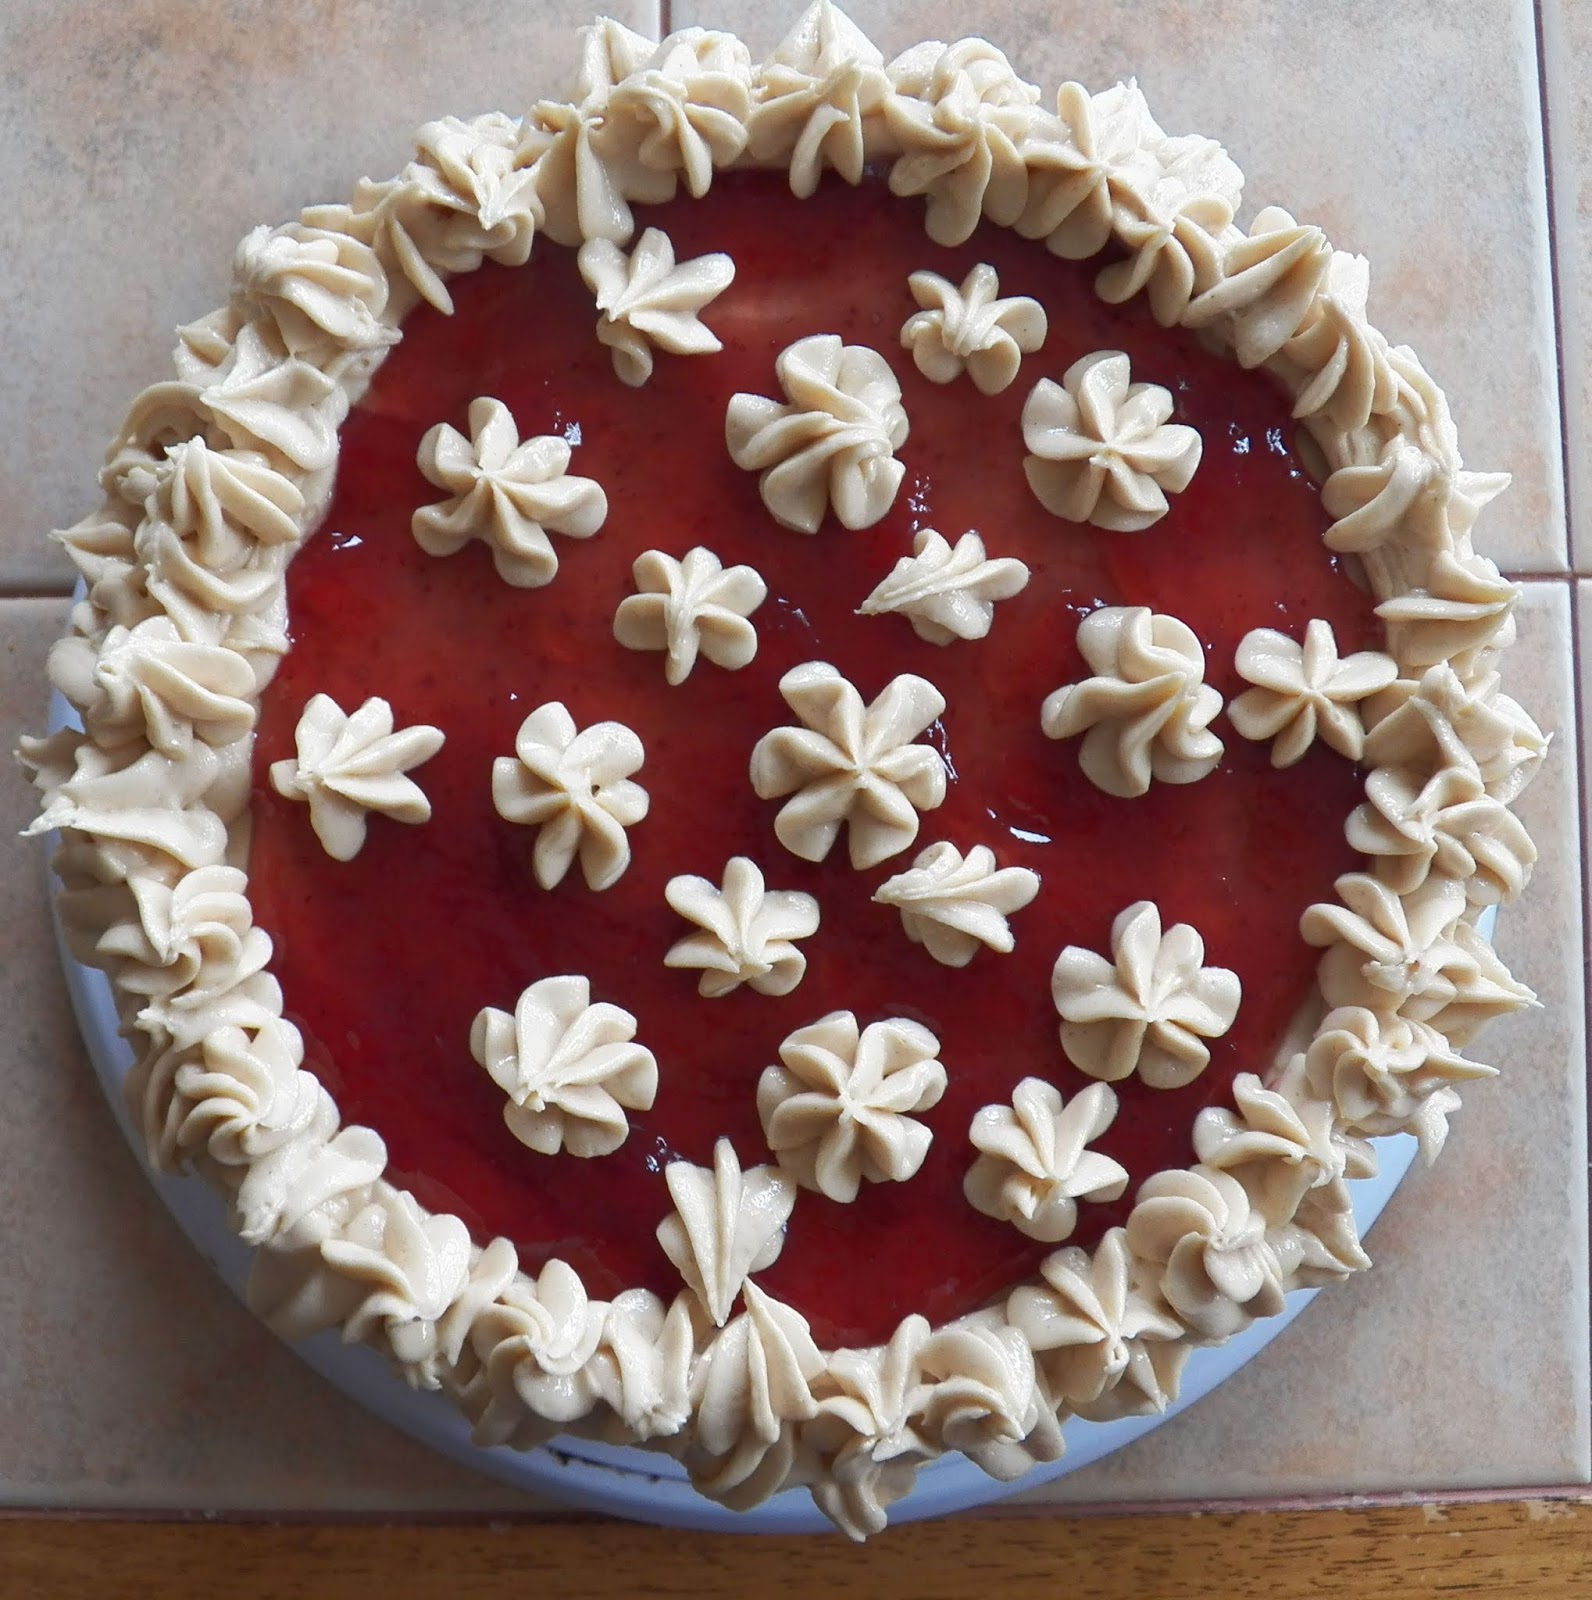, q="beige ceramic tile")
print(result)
[0,0,661,594]
[1543,3,1591,572]
[1019,579,1589,1506]
[0,606,556,1507]
[673,0,1565,576]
